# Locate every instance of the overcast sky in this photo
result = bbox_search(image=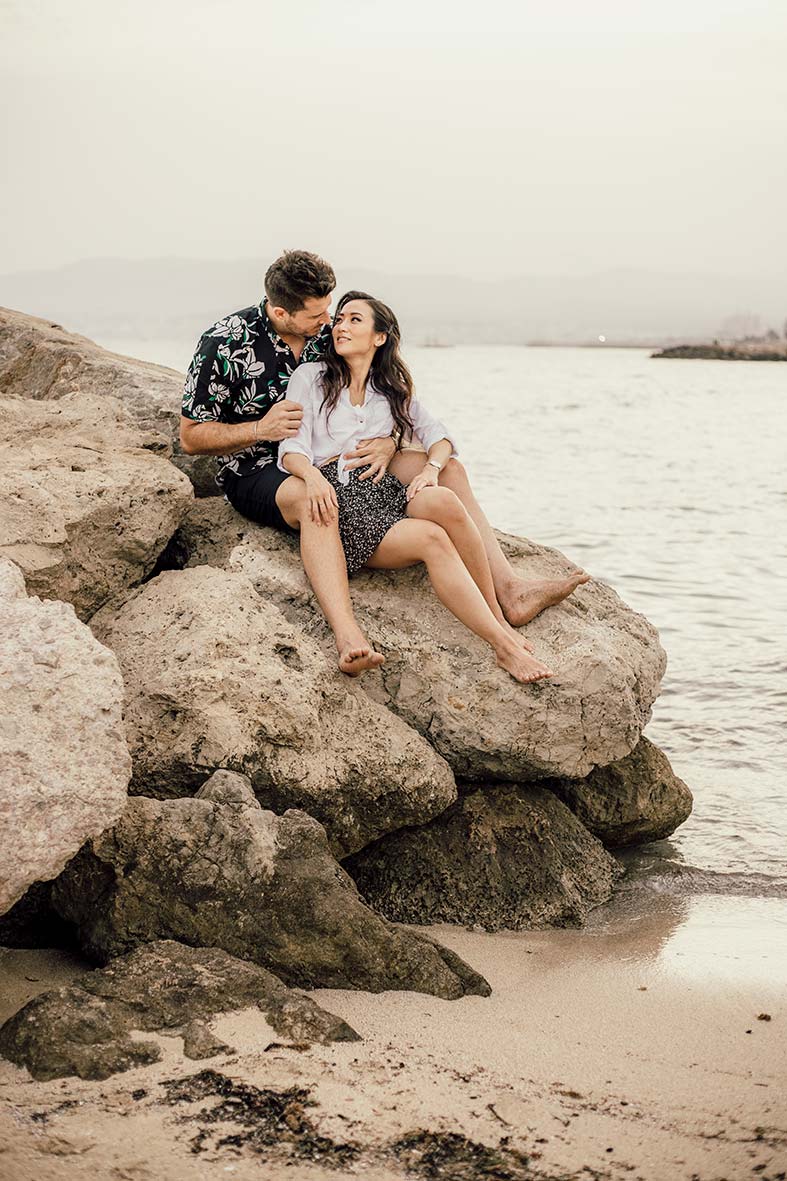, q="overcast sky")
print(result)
[1,0,785,280]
